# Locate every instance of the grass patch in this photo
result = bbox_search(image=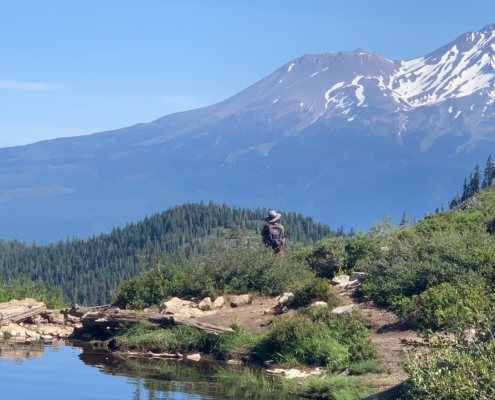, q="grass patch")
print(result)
[112,321,265,357]
[299,375,376,399]
[256,308,376,372]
